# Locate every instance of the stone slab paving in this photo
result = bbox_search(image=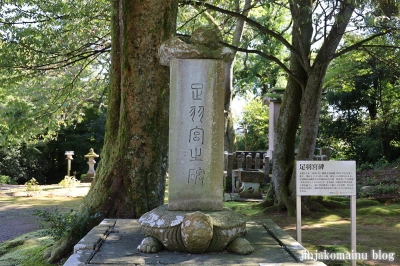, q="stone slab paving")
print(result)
[64,219,325,266]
